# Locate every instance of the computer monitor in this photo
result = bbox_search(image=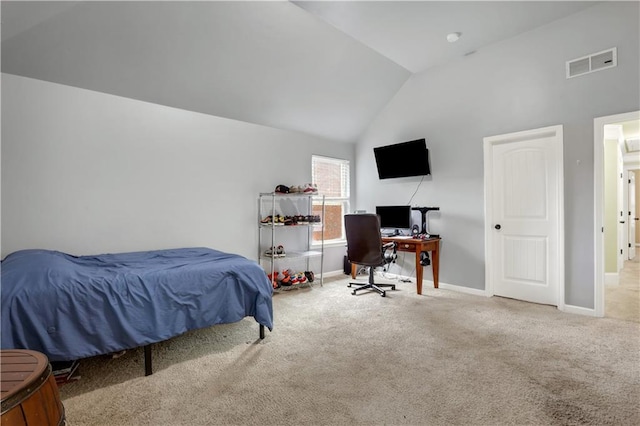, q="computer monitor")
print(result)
[376,205,412,232]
